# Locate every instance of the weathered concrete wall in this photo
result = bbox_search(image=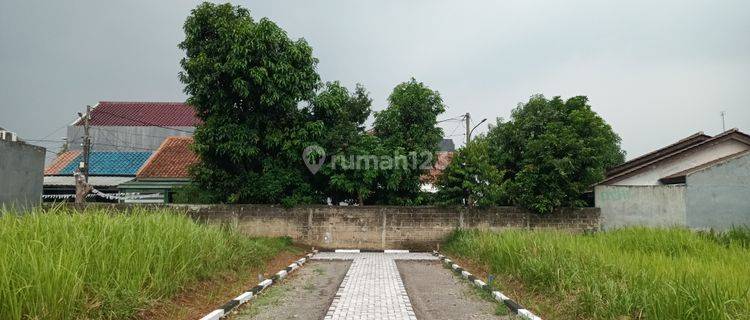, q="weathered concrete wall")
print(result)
[595,185,686,229]
[0,140,45,209]
[66,125,193,152]
[186,205,600,250]
[686,153,750,230]
[52,204,600,250]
